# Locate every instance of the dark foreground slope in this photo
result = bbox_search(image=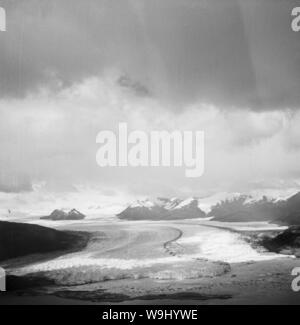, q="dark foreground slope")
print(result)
[0,221,89,262]
[260,225,300,257]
